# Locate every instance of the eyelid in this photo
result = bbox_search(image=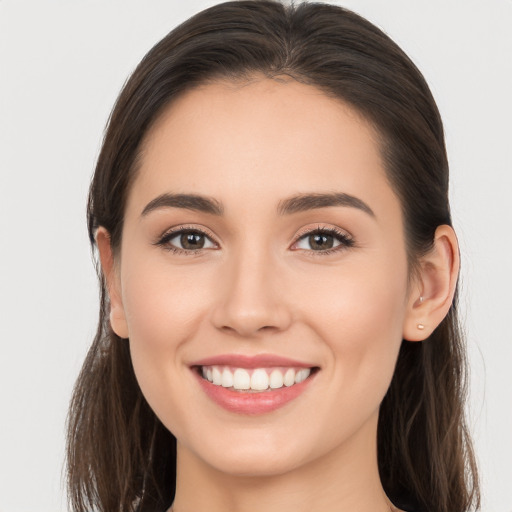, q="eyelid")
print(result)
[293,223,352,240]
[153,223,354,255]
[290,224,355,253]
[154,224,220,252]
